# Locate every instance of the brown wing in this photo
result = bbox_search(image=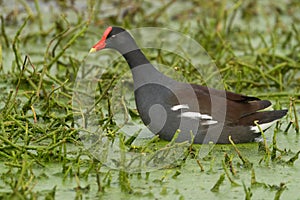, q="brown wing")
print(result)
[189,84,280,125]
